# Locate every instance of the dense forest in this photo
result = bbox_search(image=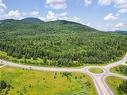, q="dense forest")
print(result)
[0,18,127,67]
[113,65,127,76]
[118,80,127,95]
